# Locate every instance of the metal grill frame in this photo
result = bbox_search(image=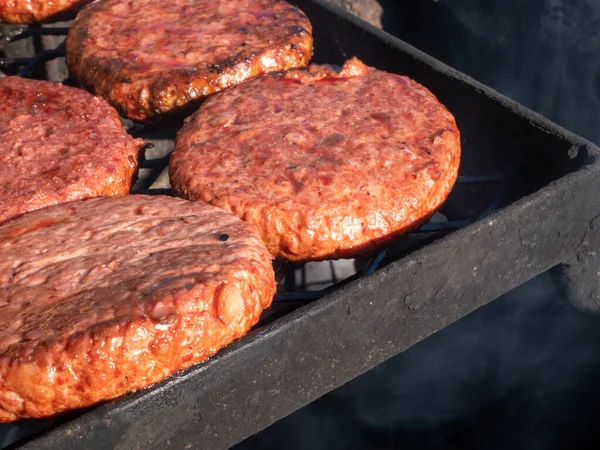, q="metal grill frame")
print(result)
[1,0,599,448]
